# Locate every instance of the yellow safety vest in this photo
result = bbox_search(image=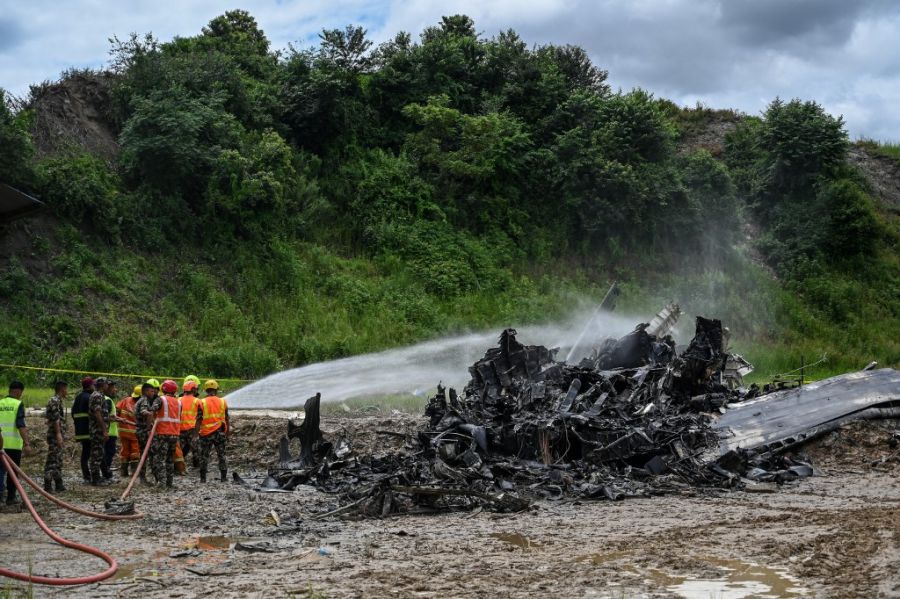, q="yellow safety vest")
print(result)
[0,396,24,450]
[199,396,227,436]
[106,396,118,437]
